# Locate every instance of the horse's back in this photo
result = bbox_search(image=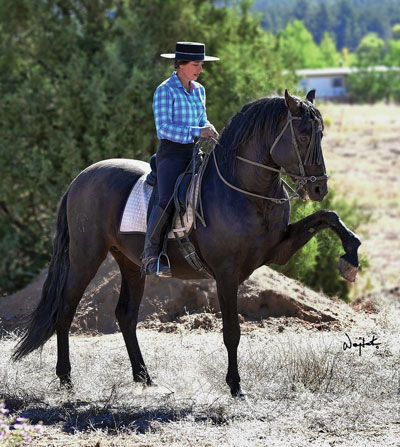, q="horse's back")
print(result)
[66,158,150,241]
[70,158,149,193]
